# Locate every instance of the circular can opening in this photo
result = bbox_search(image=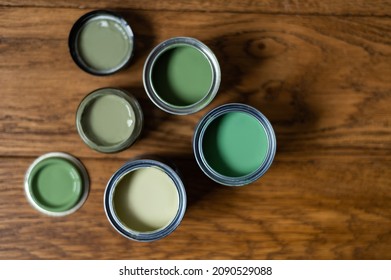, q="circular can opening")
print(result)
[113,167,179,233]
[76,88,143,153]
[144,37,220,115]
[24,152,89,216]
[69,10,134,75]
[104,159,187,242]
[151,45,213,106]
[202,111,269,177]
[193,103,277,186]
